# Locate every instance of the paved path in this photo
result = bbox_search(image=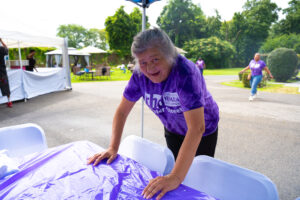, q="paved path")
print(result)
[1,75,299,200]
